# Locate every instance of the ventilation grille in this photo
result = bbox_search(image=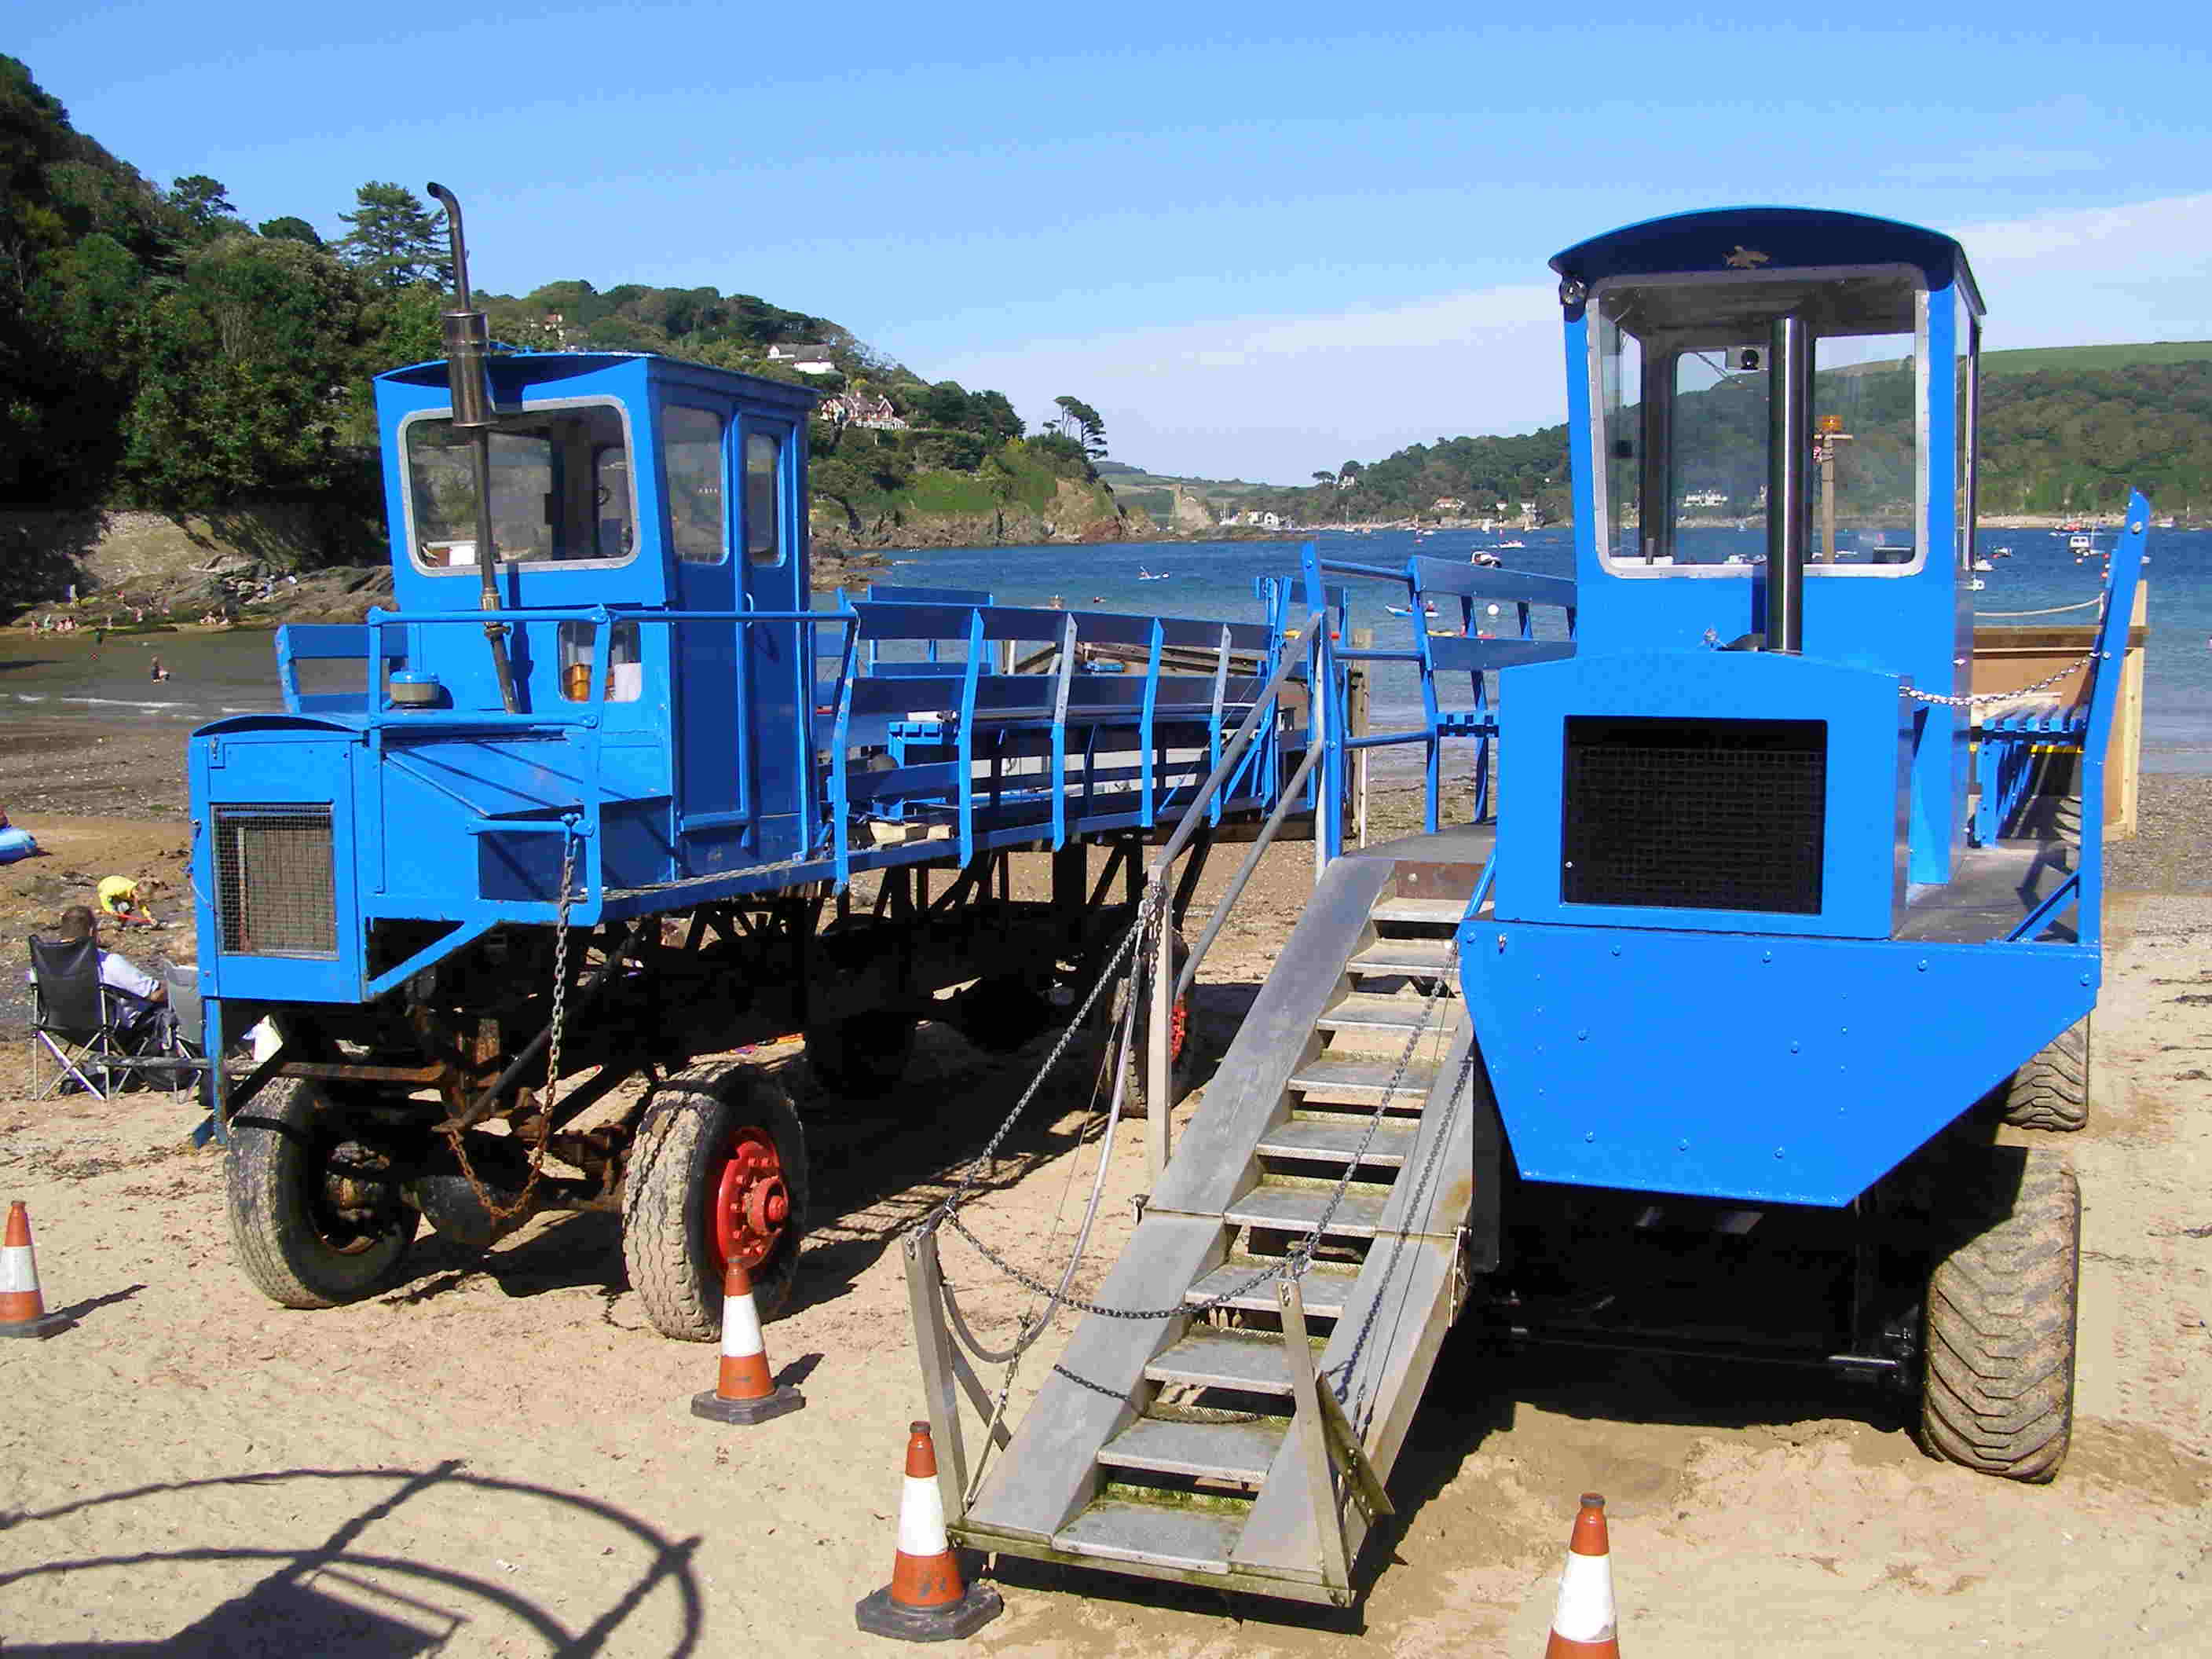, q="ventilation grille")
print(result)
[212,804,338,958]
[1562,716,1825,914]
